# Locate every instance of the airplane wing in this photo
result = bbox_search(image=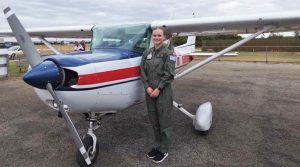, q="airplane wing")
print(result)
[0,25,93,38]
[152,11,300,35]
[1,11,300,39]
